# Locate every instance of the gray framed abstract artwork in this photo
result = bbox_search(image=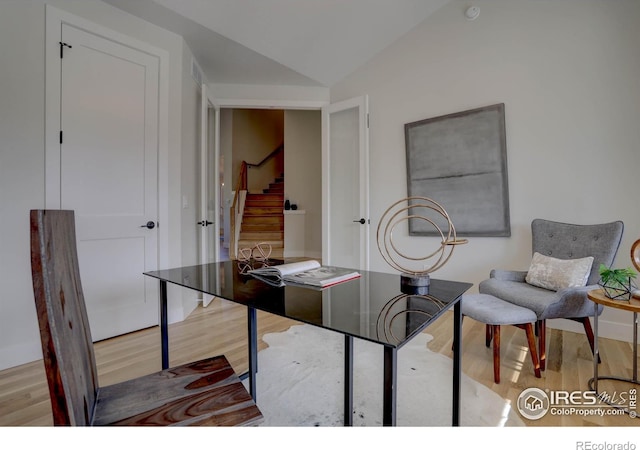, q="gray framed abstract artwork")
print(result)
[404,103,510,237]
